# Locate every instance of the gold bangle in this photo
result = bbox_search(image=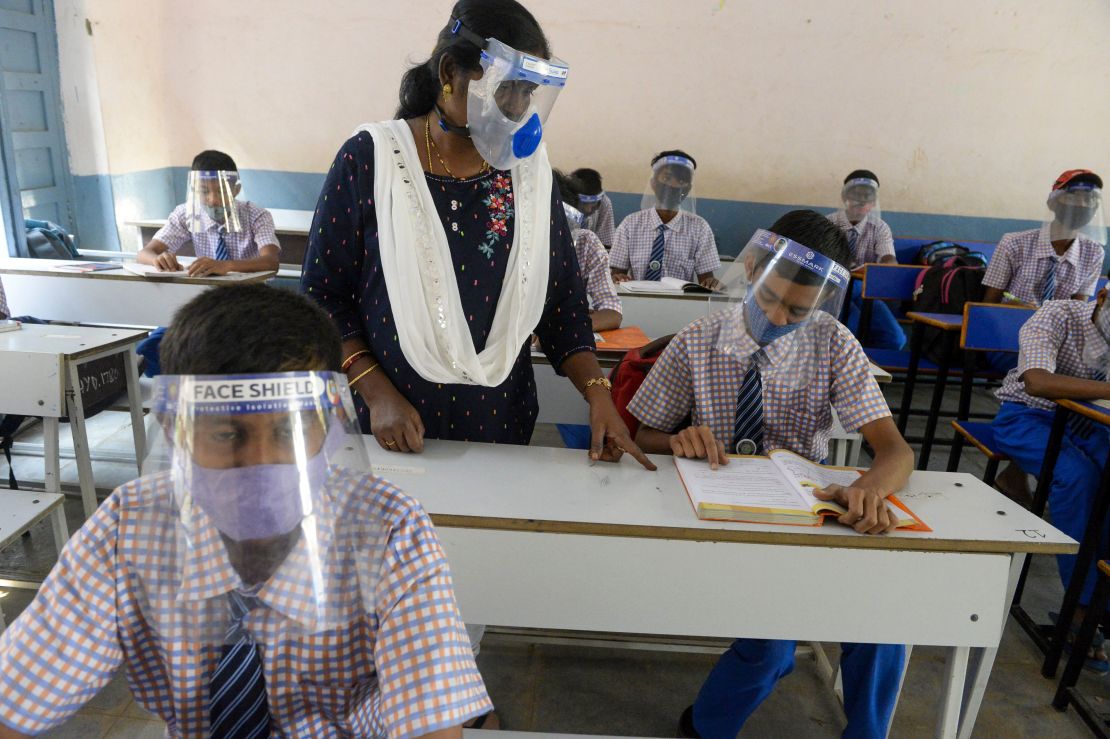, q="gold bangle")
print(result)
[583,377,612,395]
[348,363,380,387]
